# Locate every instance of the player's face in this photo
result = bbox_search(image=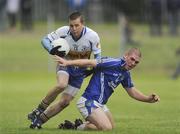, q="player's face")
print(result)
[69,17,84,39]
[124,53,140,70]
